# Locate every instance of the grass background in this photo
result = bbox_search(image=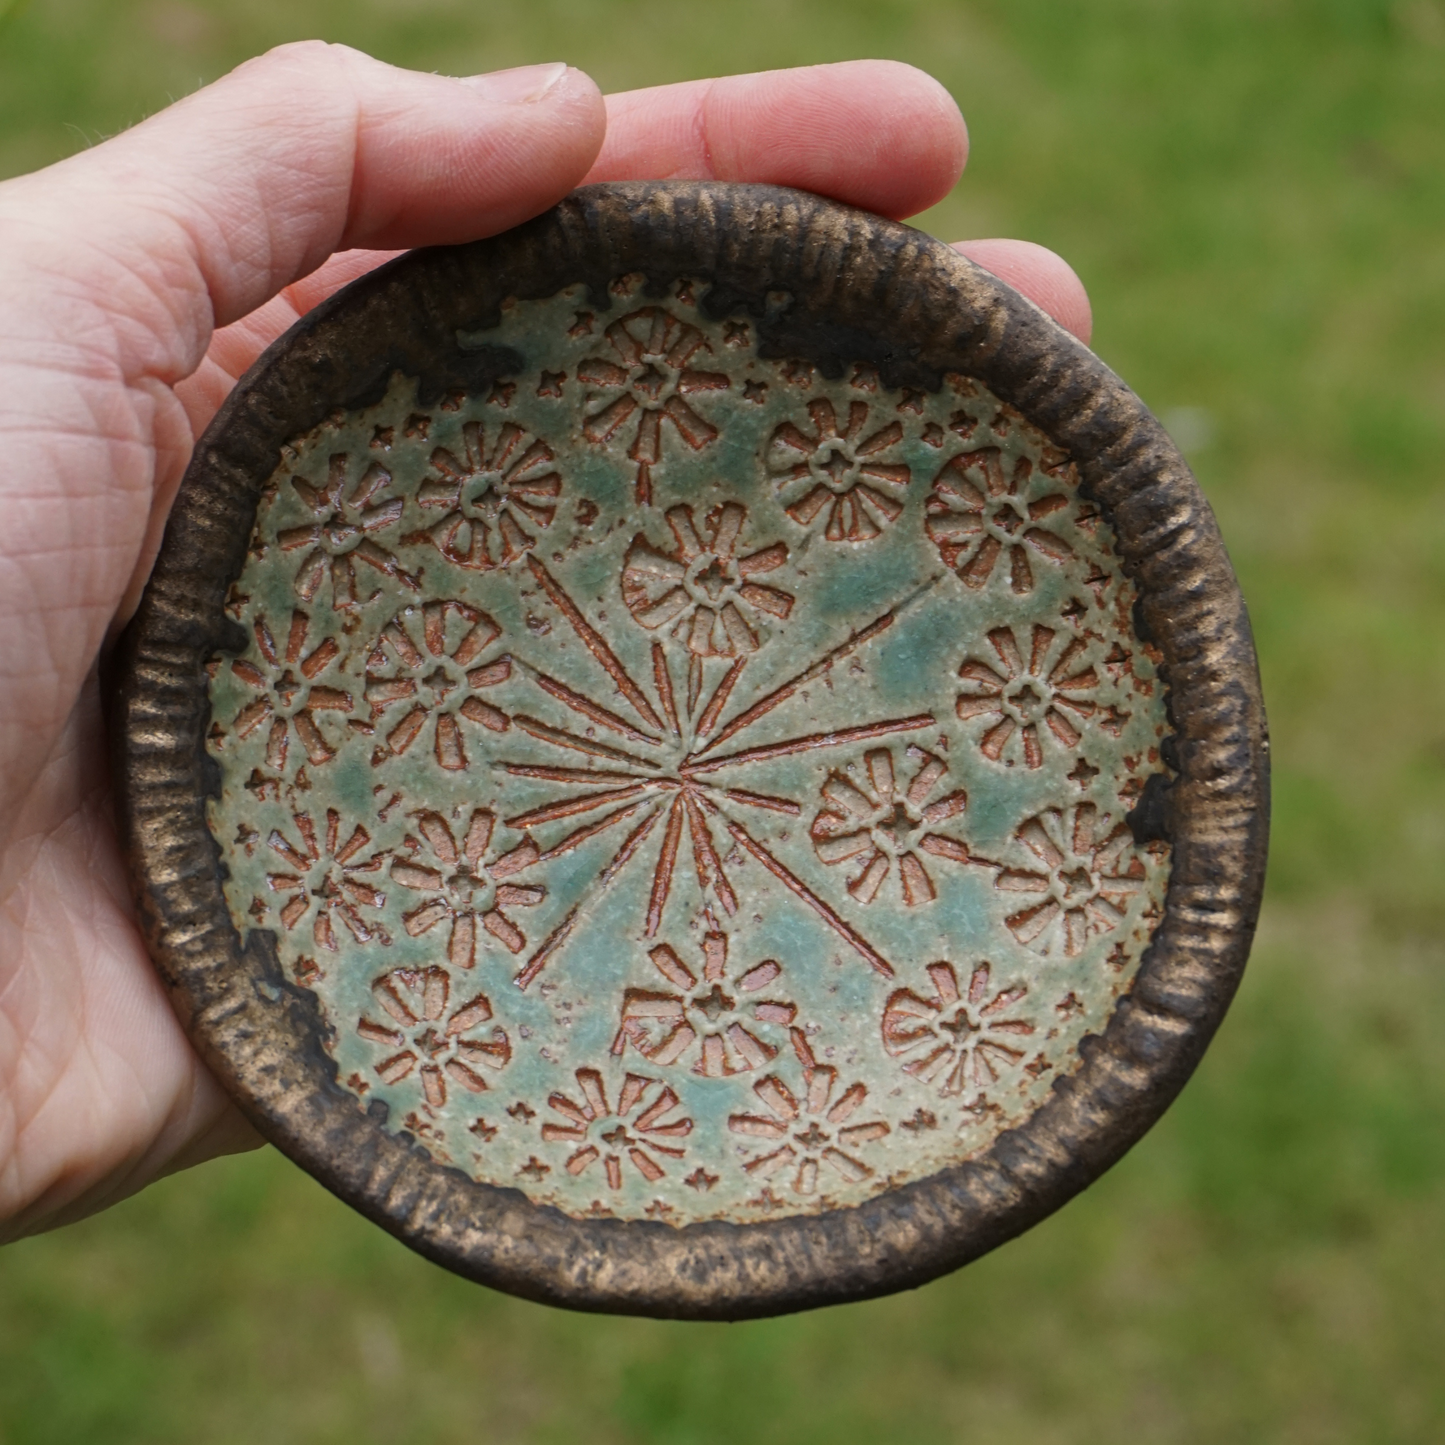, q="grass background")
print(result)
[2,0,1445,1439]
